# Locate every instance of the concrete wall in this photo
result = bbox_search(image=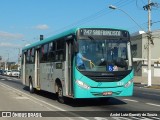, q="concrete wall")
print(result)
[131,34,142,58]
[134,76,160,85]
[131,30,160,77]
